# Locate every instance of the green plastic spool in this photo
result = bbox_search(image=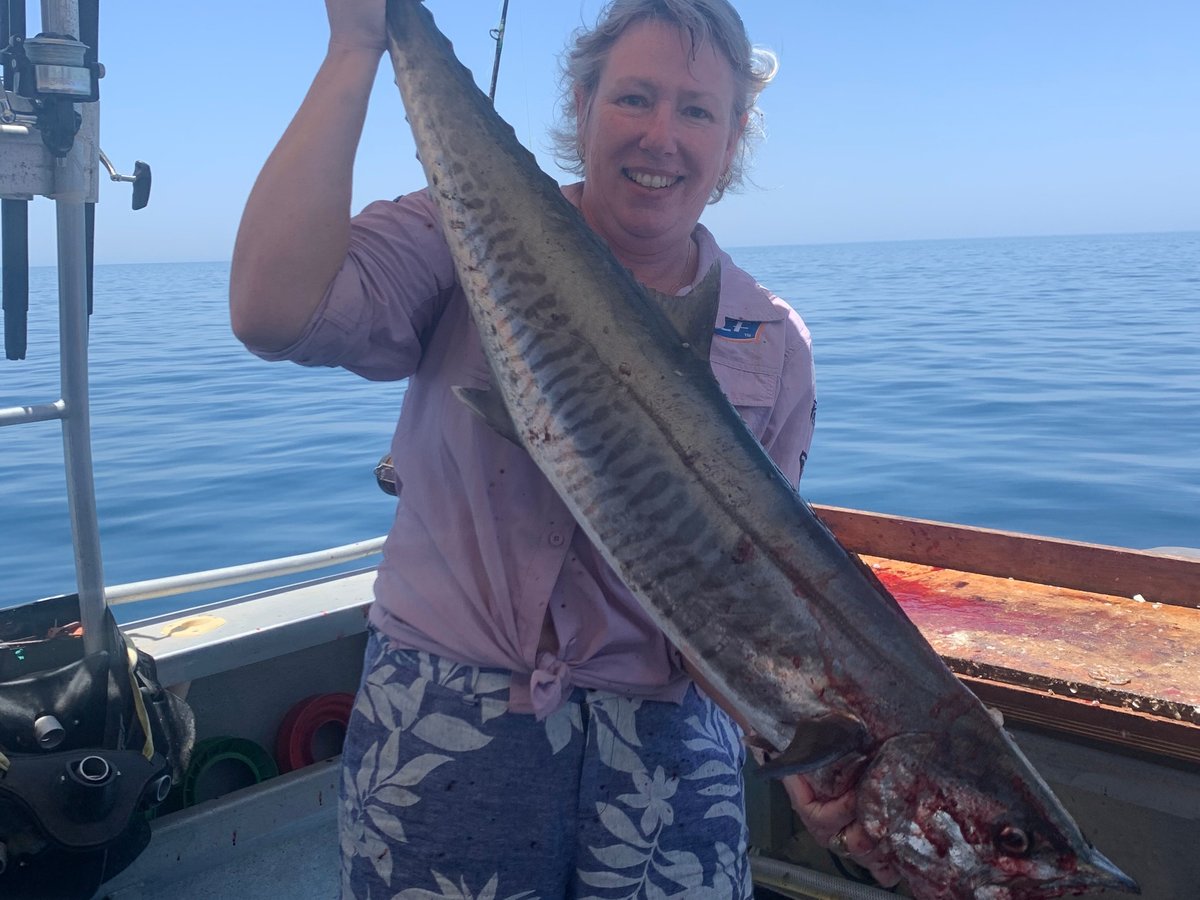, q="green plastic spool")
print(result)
[180,736,279,807]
